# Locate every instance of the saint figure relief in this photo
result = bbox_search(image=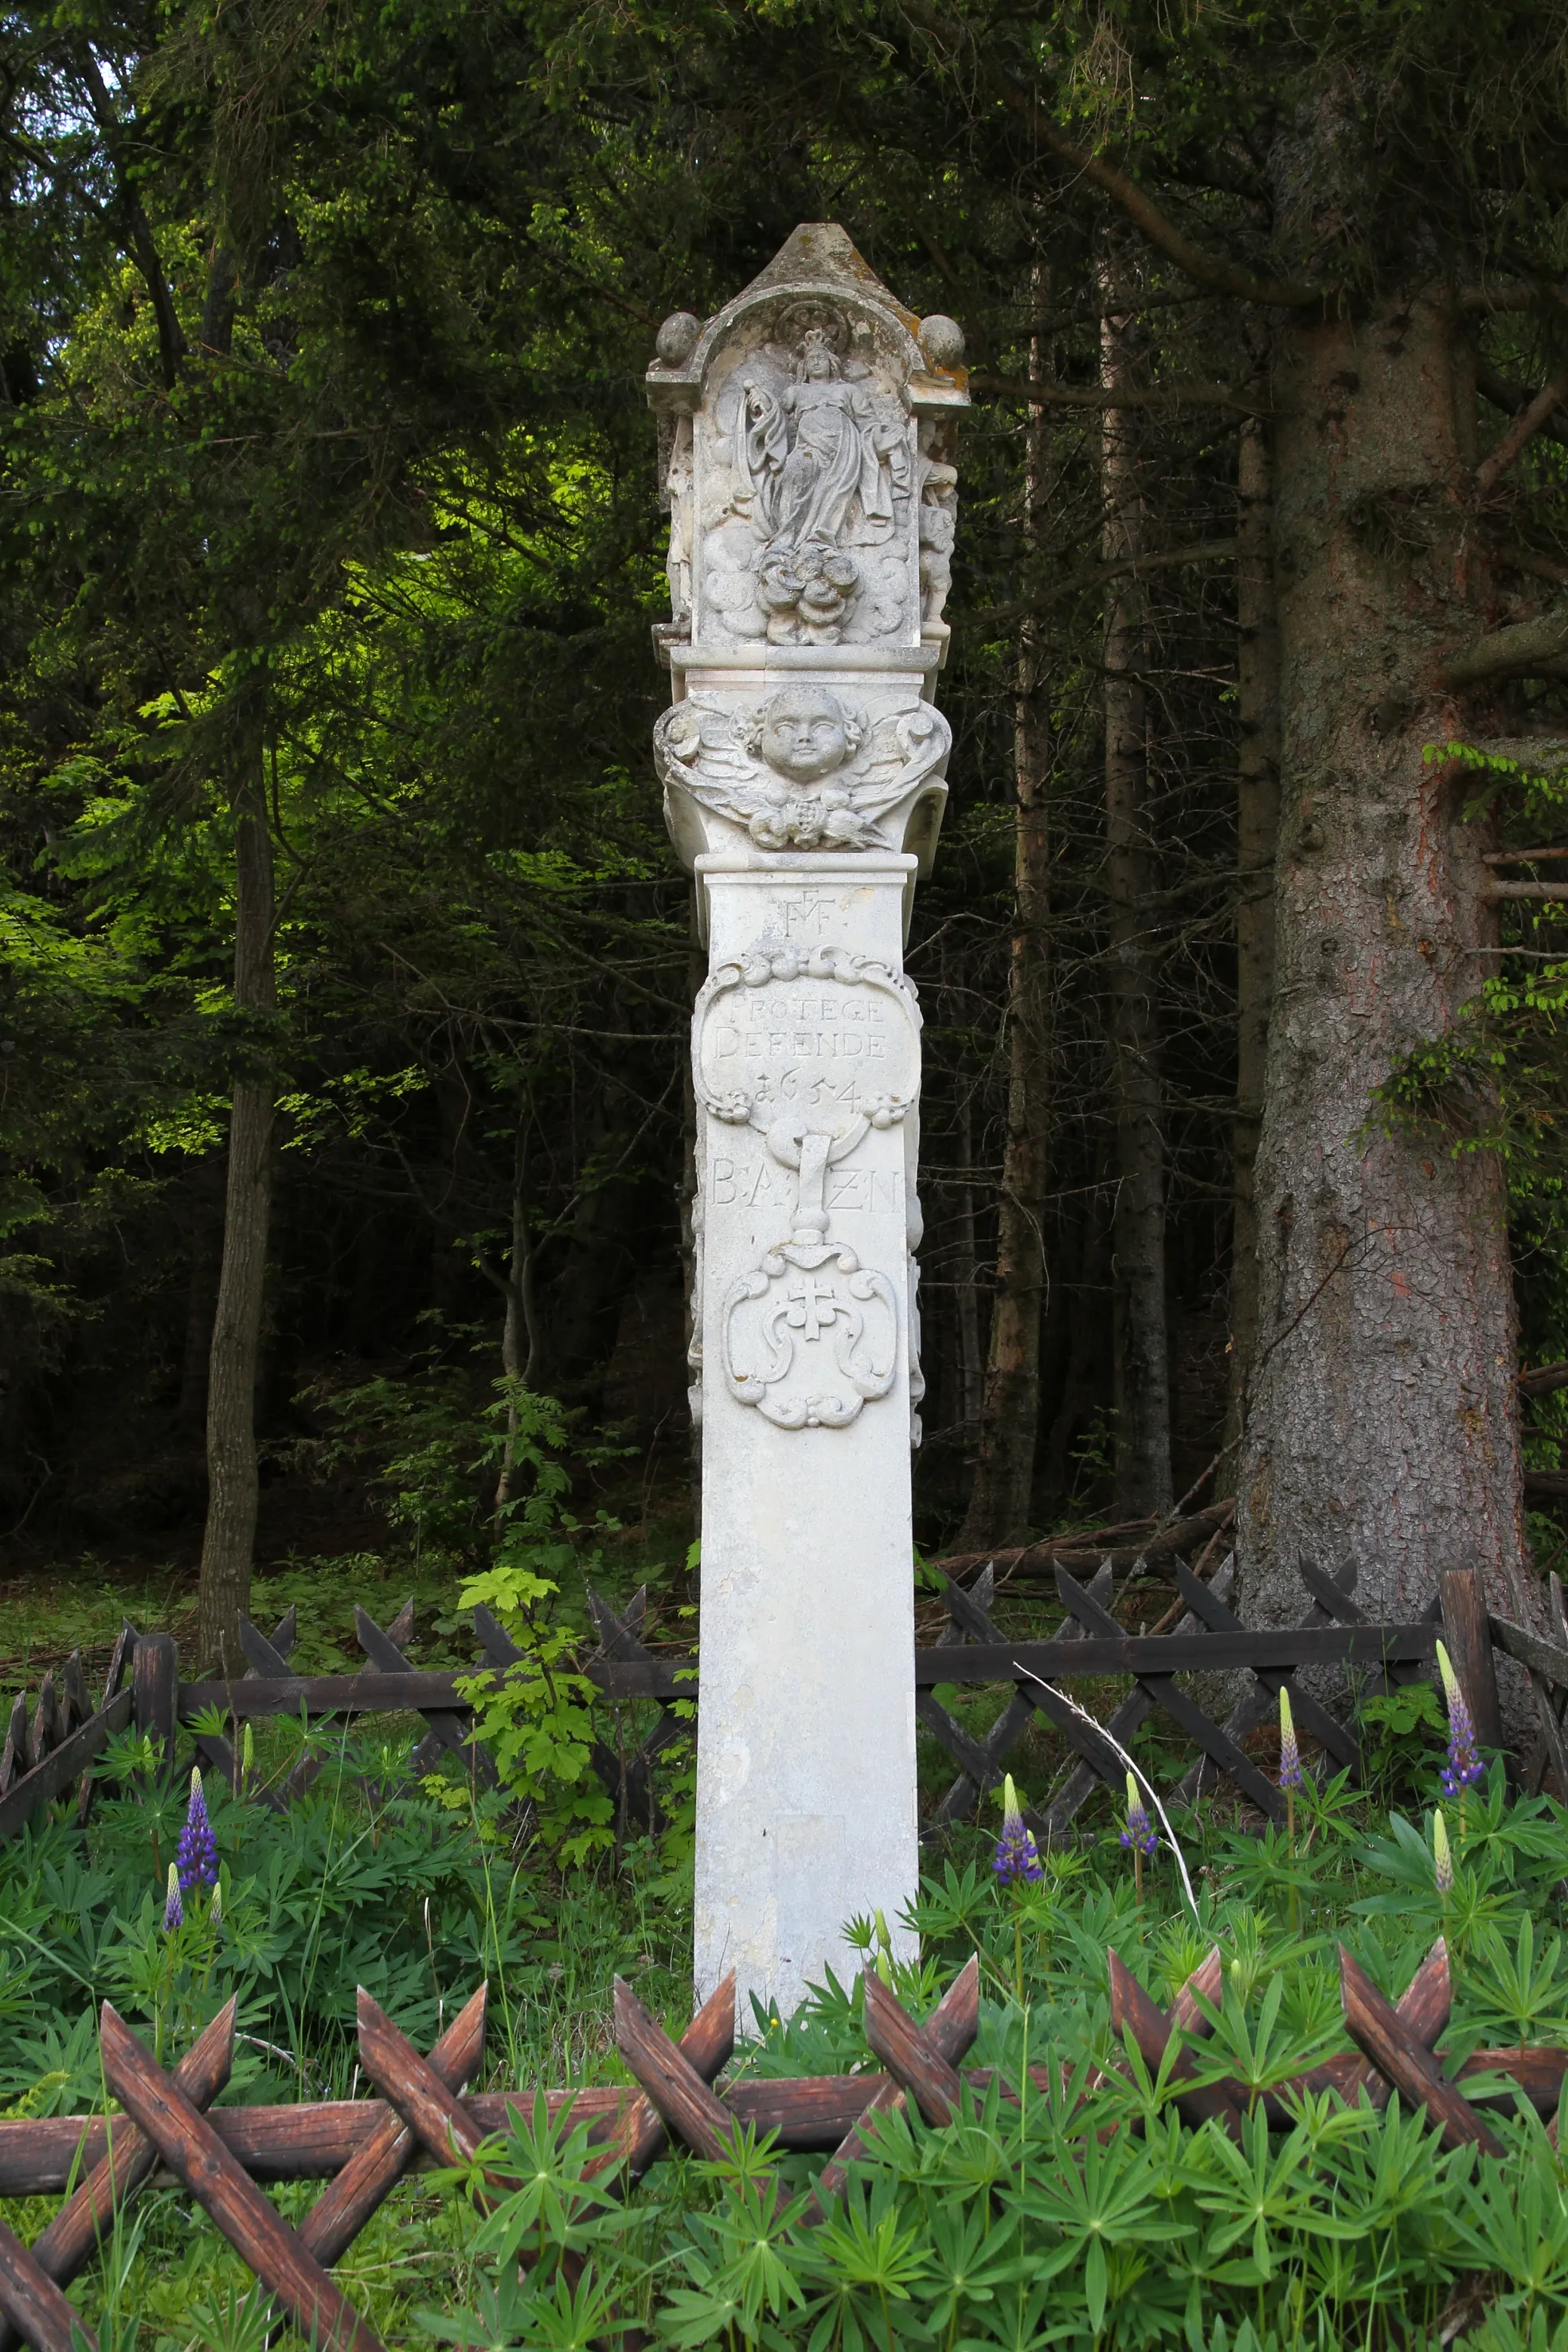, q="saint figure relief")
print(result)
[655,684,948,853]
[728,324,911,641]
